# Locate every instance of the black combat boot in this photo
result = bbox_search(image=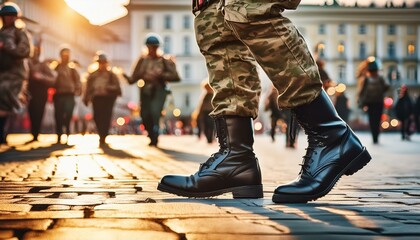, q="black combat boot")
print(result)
[158,116,263,198]
[273,90,371,203]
